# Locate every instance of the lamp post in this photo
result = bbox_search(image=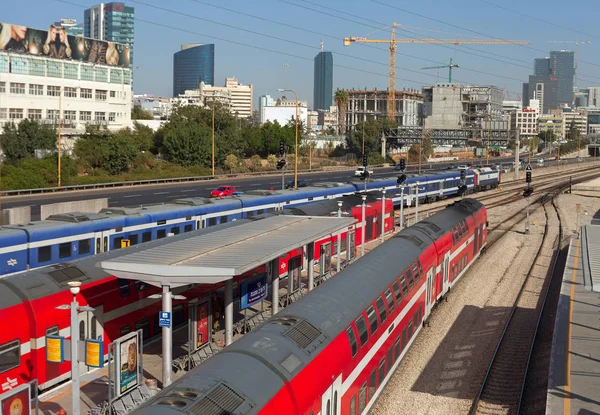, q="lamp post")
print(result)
[337,200,343,218]
[278,89,299,189]
[211,93,216,176]
[56,281,94,415]
[381,187,386,243]
[57,86,63,187]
